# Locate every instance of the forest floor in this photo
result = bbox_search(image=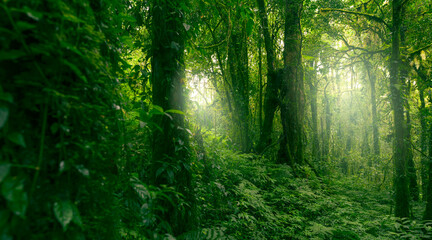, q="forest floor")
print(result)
[195,142,431,239]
